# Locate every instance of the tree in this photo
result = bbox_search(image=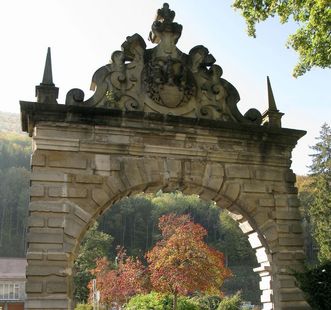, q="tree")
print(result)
[74,223,113,303]
[146,214,231,310]
[307,123,331,262]
[232,0,331,77]
[90,247,149,308]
